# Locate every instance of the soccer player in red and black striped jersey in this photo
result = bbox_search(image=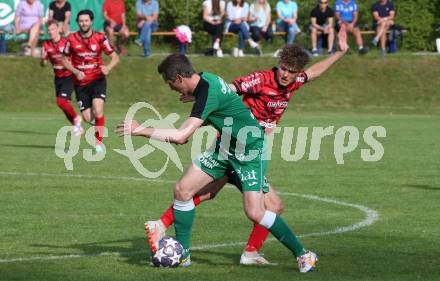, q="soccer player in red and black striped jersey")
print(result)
[145,44,347,267]
[61,10,119,152]
[41,19,83,136]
